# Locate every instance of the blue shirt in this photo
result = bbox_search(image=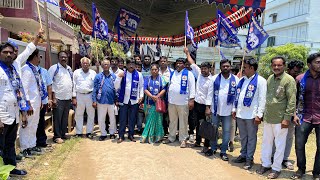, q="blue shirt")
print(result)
[92,72,116,105]
[39,66,53,104]
[144,76,167,106]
